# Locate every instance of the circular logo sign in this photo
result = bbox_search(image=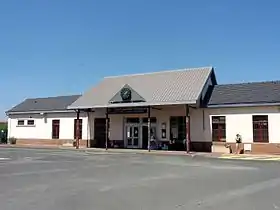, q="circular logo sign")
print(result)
[120,88,132,101]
